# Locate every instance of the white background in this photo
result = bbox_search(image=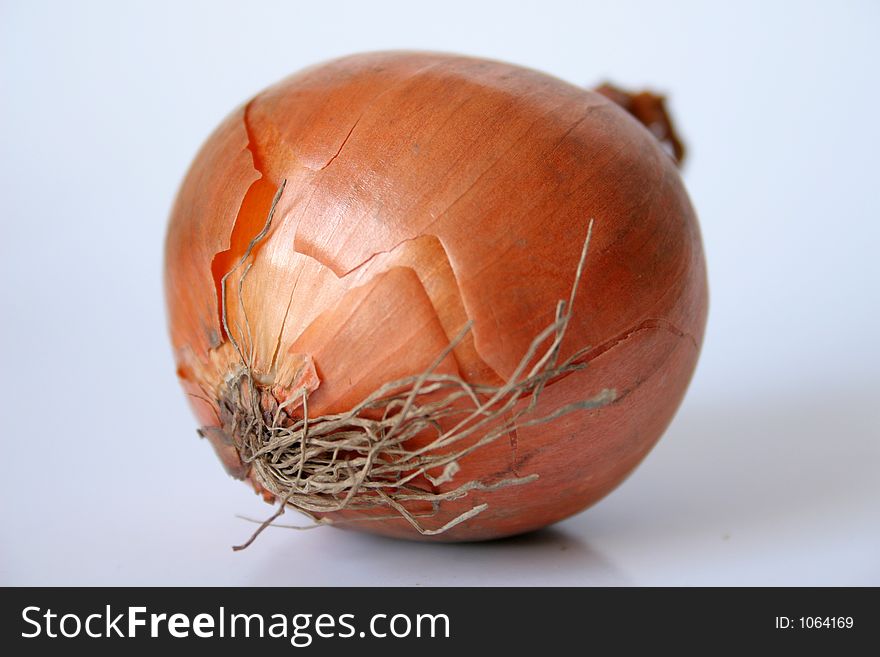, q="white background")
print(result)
[2,0,878,585]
